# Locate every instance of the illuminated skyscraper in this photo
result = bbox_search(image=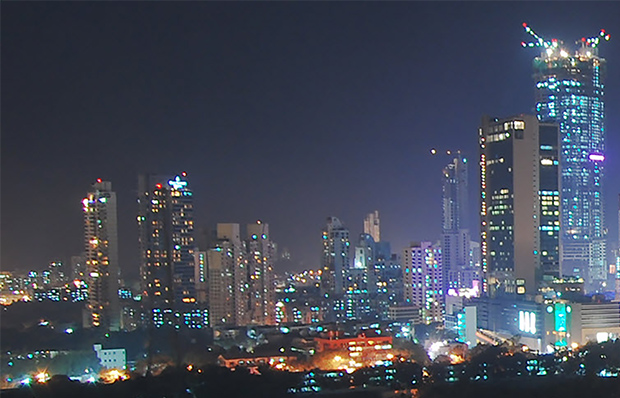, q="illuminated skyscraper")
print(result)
[138,173,202,328]
[524,24,610,292]
[441,152,471,292]
[479,115,560,297]
[83,179,121,331]
[320,217,350,321]
[363,211,380,243]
